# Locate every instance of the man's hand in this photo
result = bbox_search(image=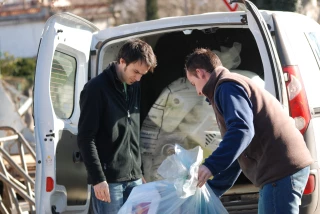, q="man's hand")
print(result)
[197,165,213,188]
[93,181,111,203]
[142,176,147,184]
